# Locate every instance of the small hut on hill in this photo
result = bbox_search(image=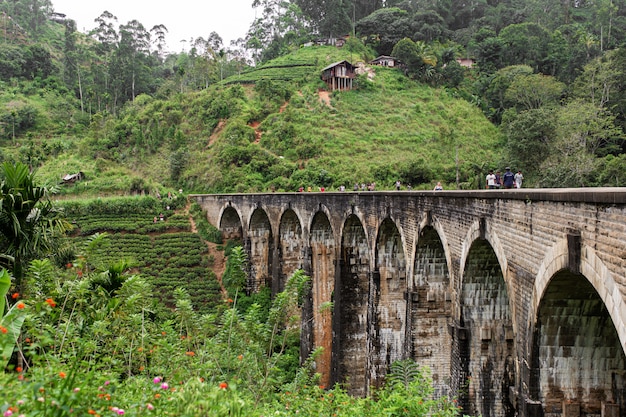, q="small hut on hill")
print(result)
[370,55,401,67]
[321,60,356,91]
